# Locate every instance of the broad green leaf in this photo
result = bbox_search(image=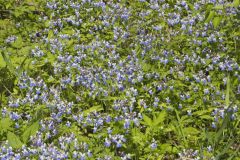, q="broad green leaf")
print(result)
[13,9,24,18]
[7,132,23,149]
[62,28,75,35]
[48,30,54,39]
[193,110,209,116]
[45,20,50,27]
[160,143,173,153]
[0,54,6,67]
[47,76,56,83]
[205,11,215,23]
[0,118,12,131]
[142,114,152,126]
[233,0,239,7]
[183,127,199,135]
[213,5,224,10]
[142,62,151,72]
[1,52,17,77]
[199,115,213,120]
[100,96,120,101]
[213,17,221,28]
[153,111,166,126]
[21,121,39,143]
[83,105,103,116]
[11,36,23,49]
[131,128,145,146]
[16,56,28,75]
[19,46,31,56]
